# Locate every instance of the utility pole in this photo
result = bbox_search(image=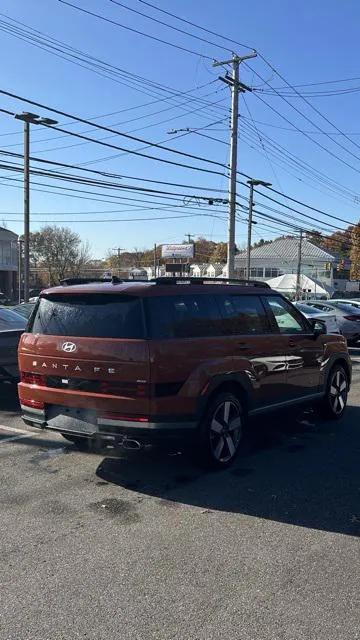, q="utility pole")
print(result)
[112,247,122,277]
[185,233,194,244]
[23,120,30,303]
[295,230,303,300]
[213,51,257,278]
[153,243,157,278]
[14,112,58,302]
[246,178,272,279]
